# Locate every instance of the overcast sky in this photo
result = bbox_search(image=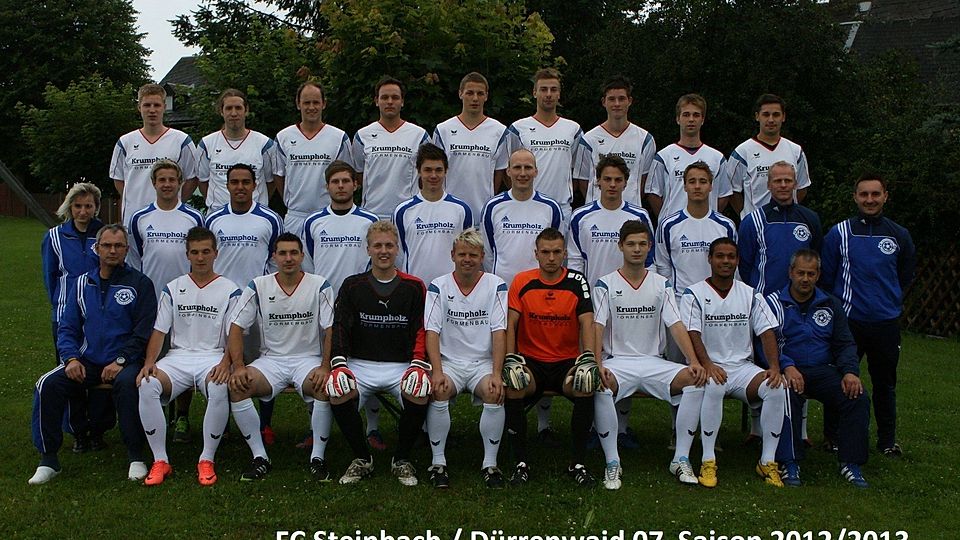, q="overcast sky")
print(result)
[132,1,280,81]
